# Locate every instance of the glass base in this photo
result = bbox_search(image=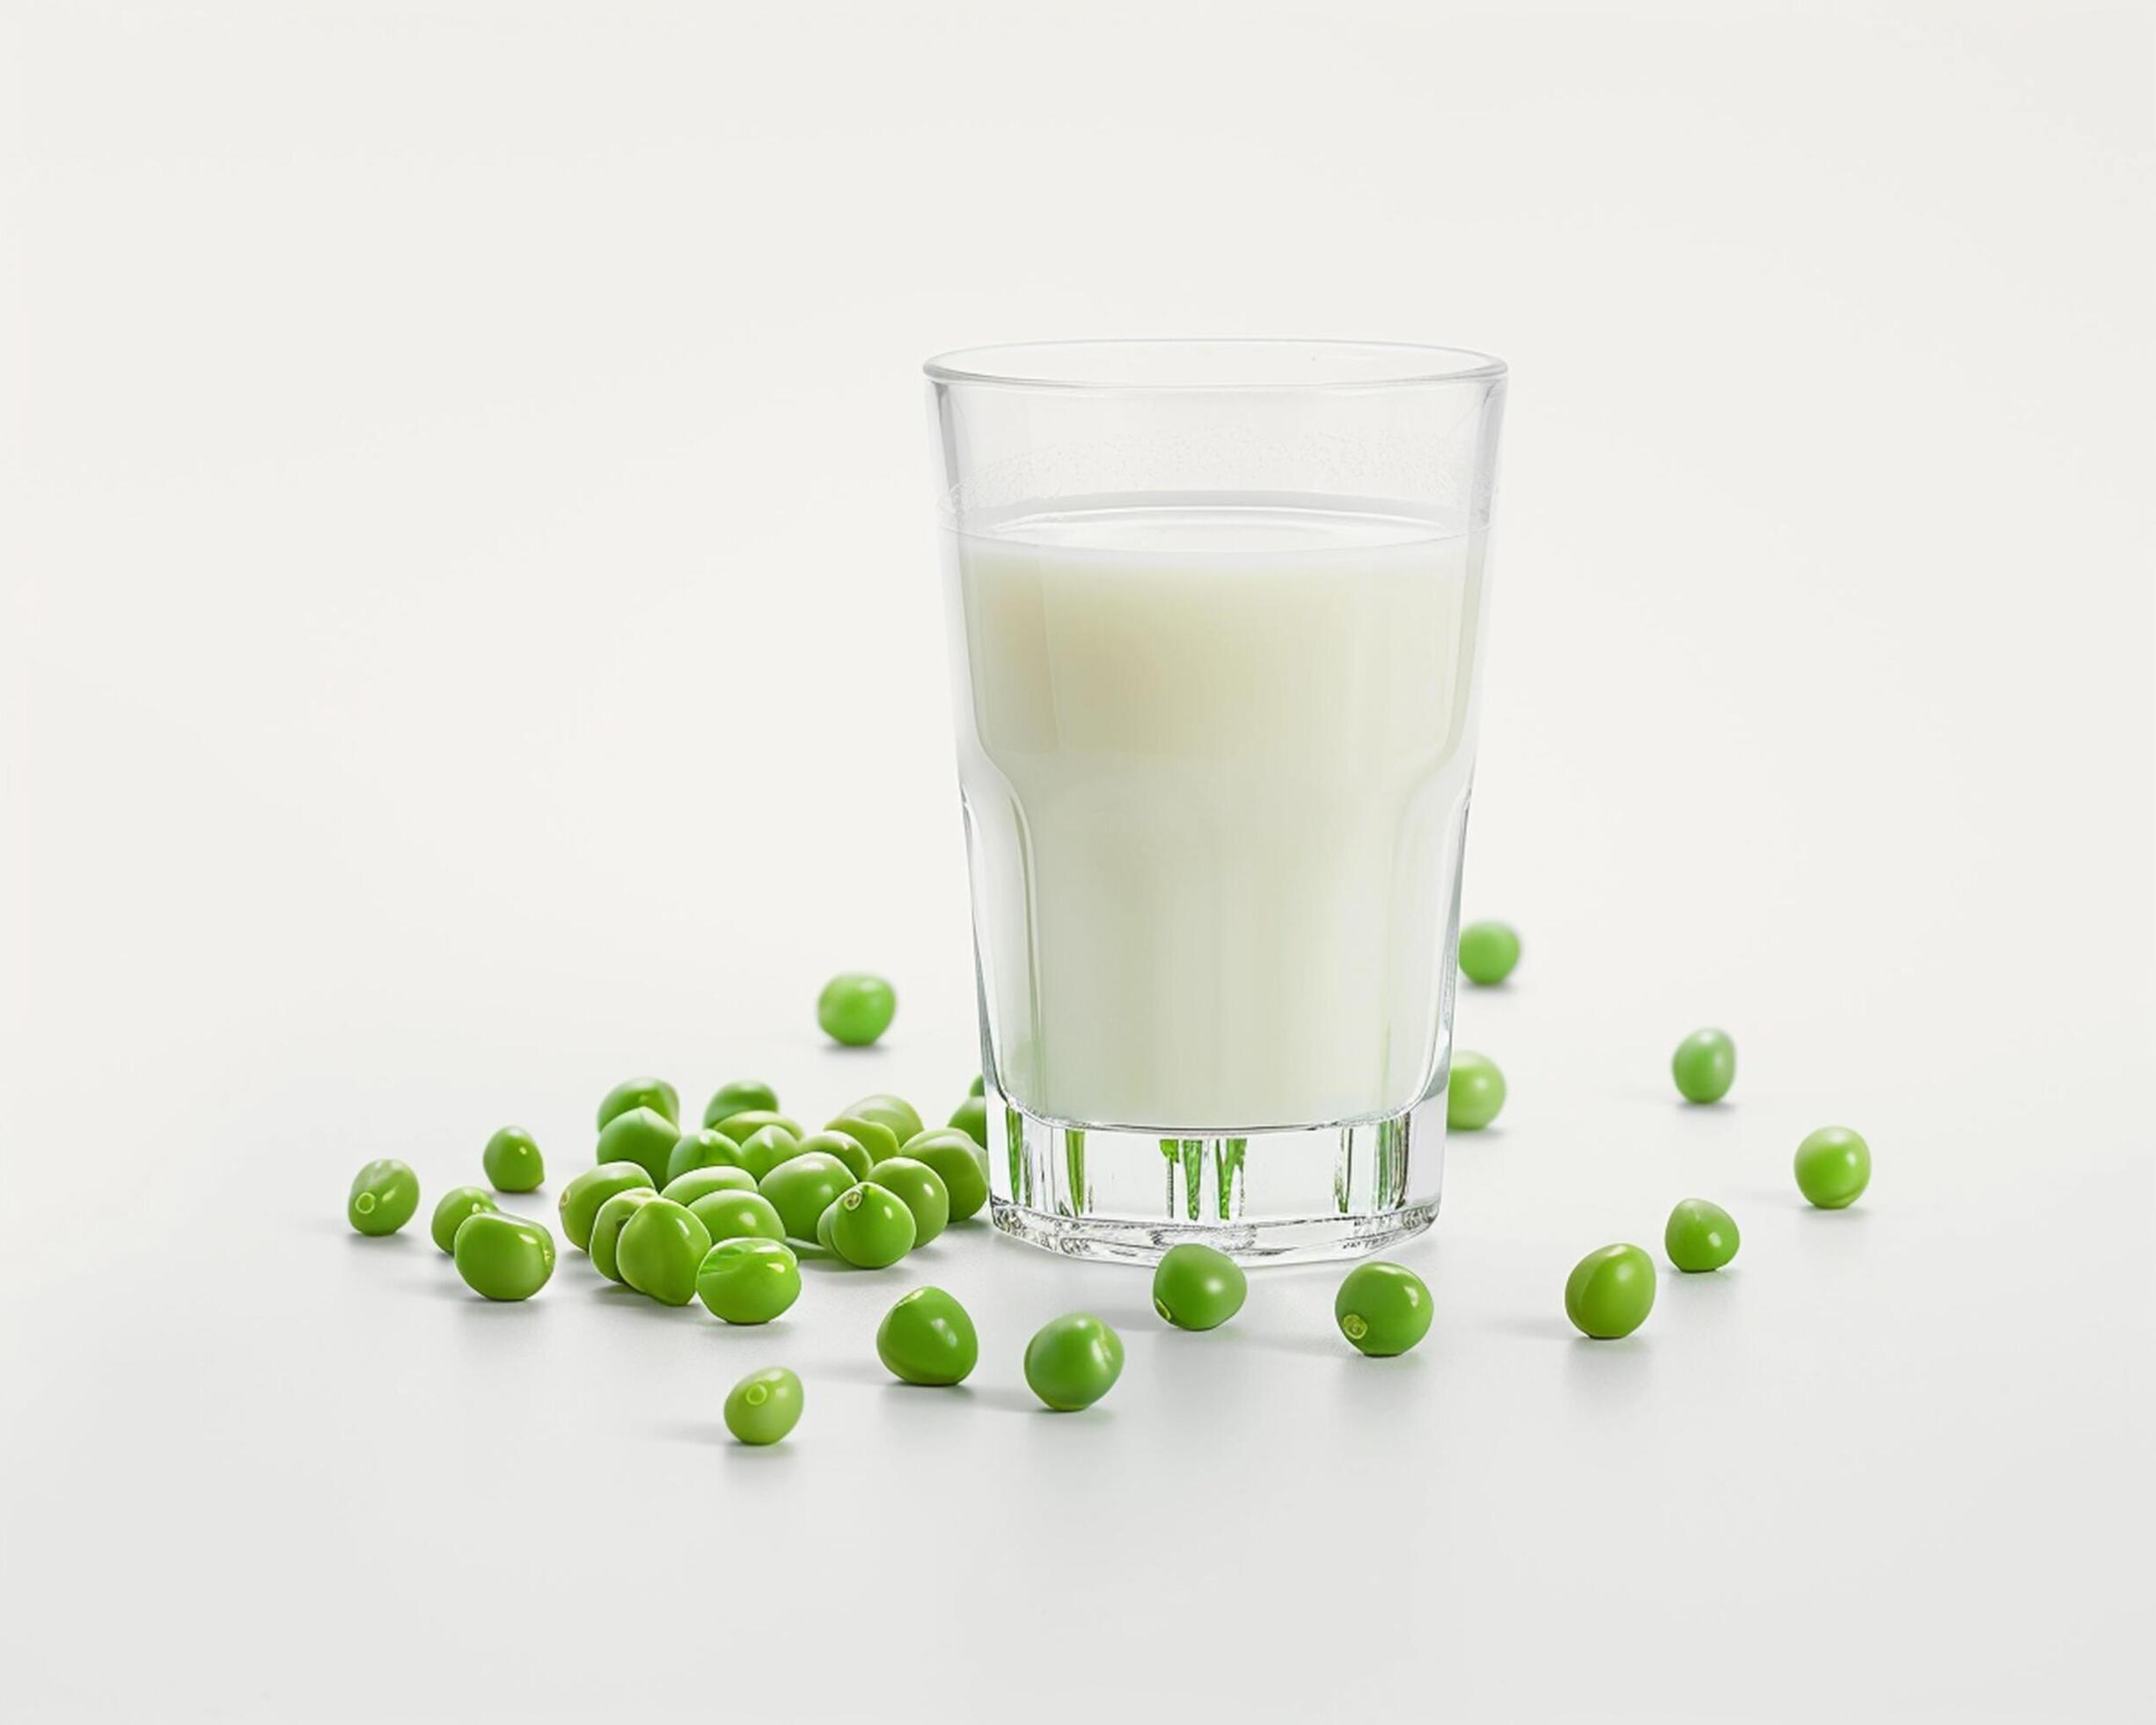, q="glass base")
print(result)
[985,1096,1445,1266]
